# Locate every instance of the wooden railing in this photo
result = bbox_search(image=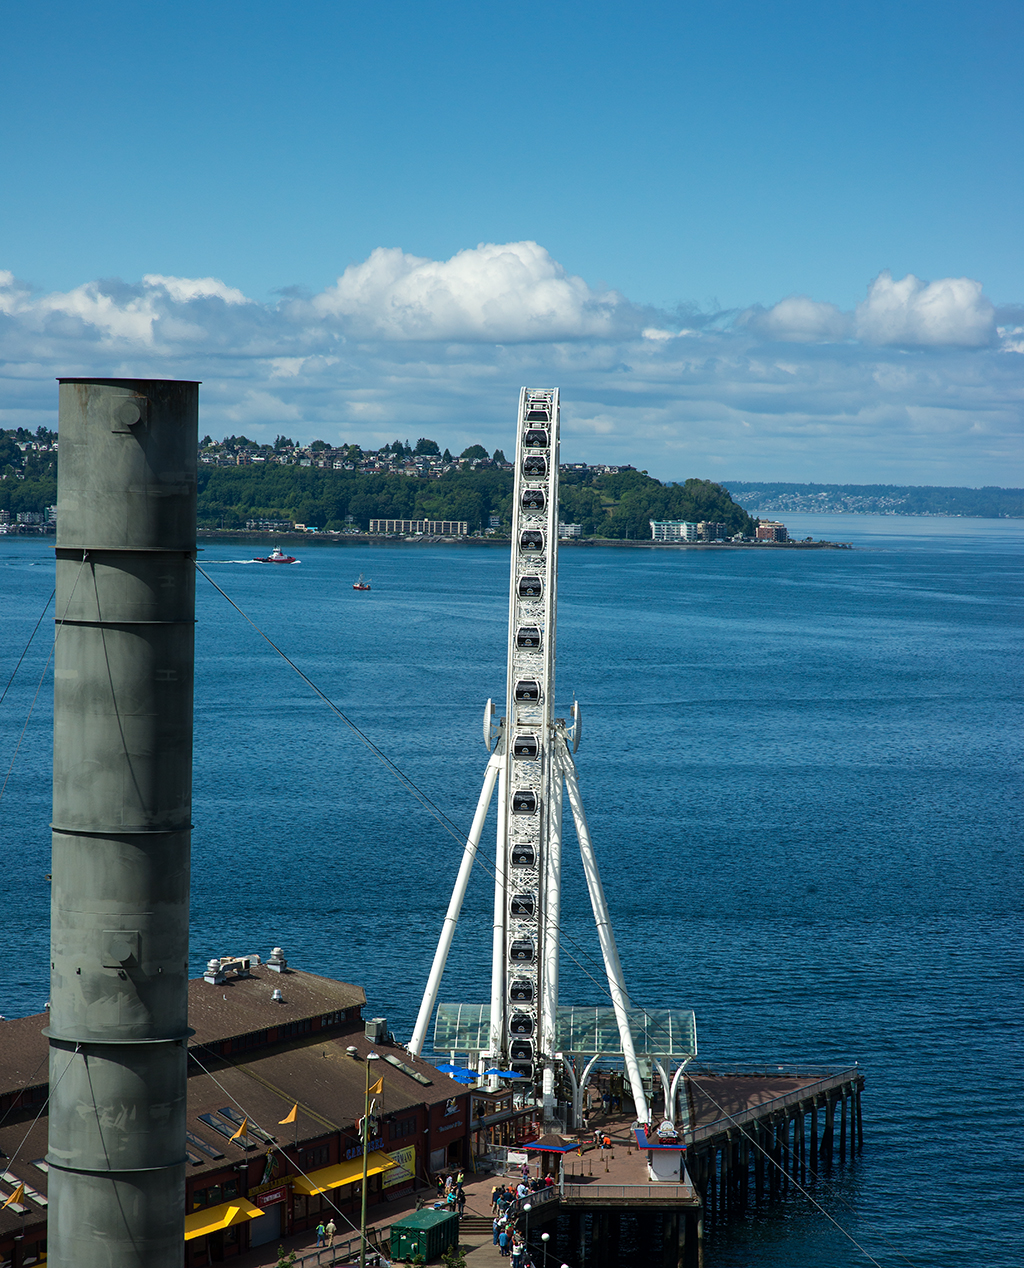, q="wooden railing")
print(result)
[685,1067,861,1146]
[562,1183,696,1203]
